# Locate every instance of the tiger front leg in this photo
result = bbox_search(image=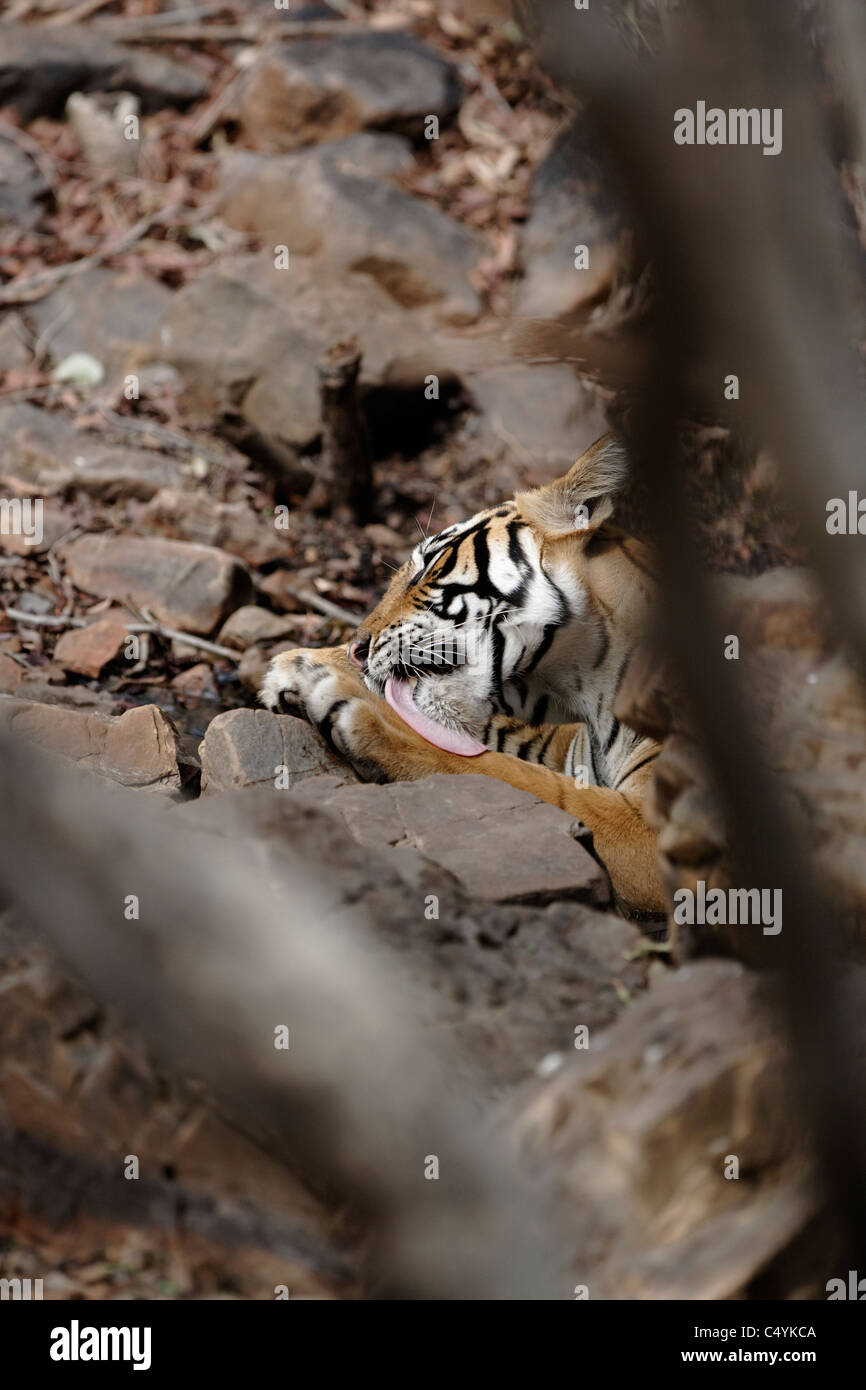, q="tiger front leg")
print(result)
[260,646,460,783]
[261,651,664,914]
